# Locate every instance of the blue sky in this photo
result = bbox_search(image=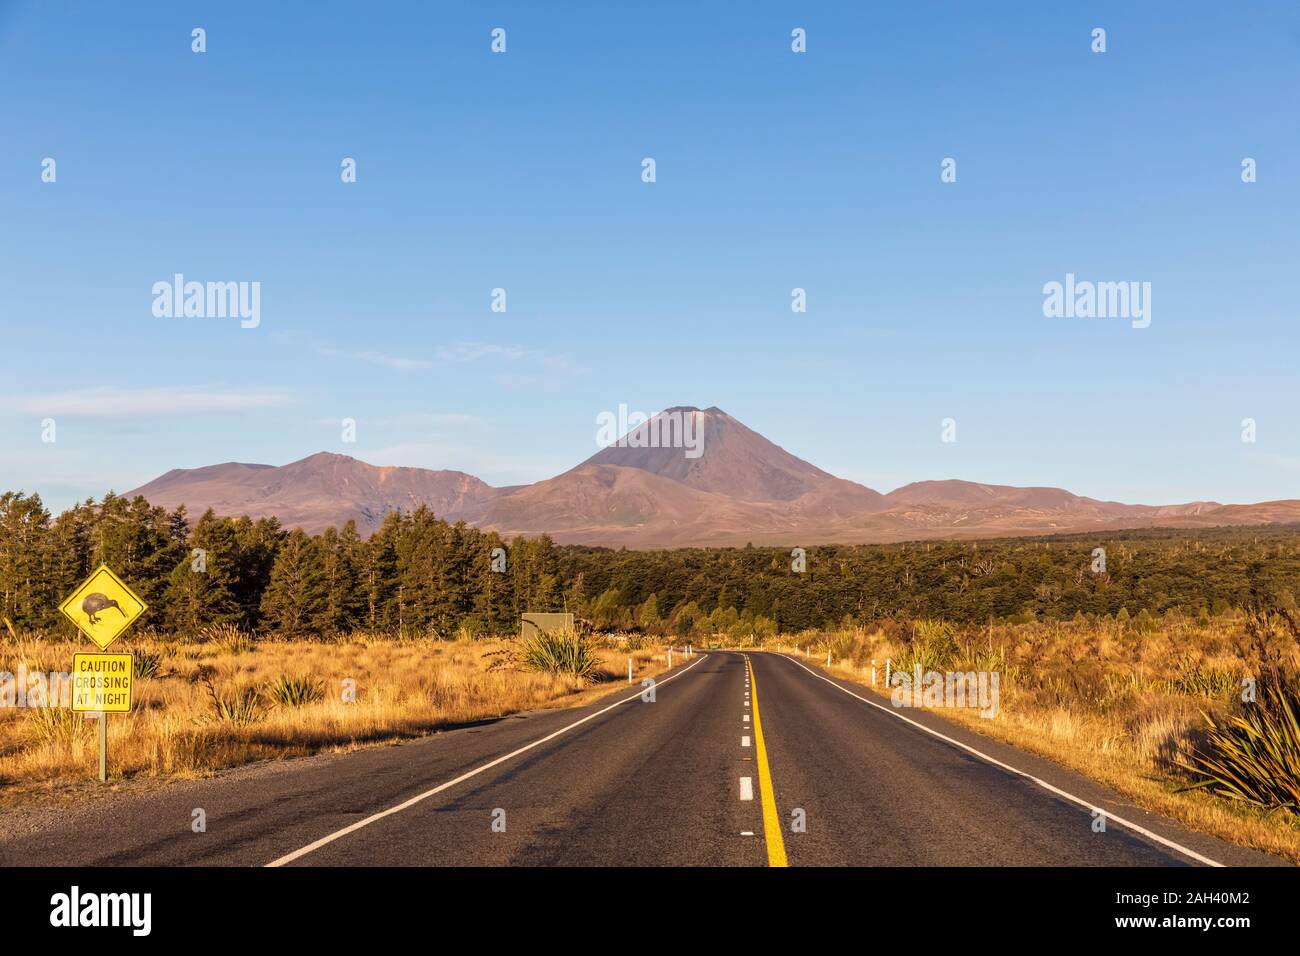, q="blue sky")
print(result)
[2,1,1298,513]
